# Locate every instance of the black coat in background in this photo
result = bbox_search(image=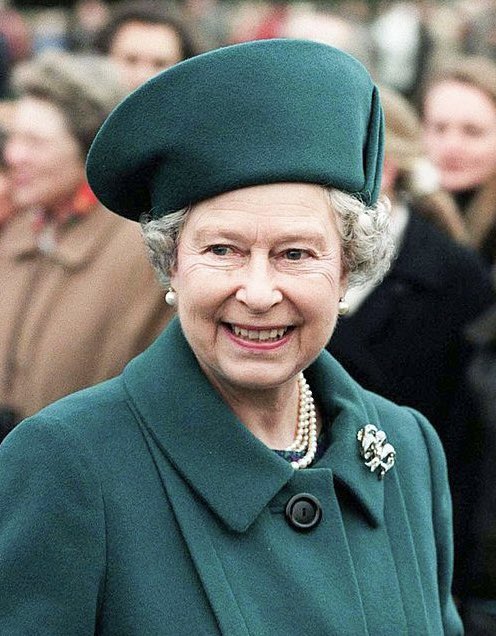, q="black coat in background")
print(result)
[464,305,496,624]
[328,211,495,599]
